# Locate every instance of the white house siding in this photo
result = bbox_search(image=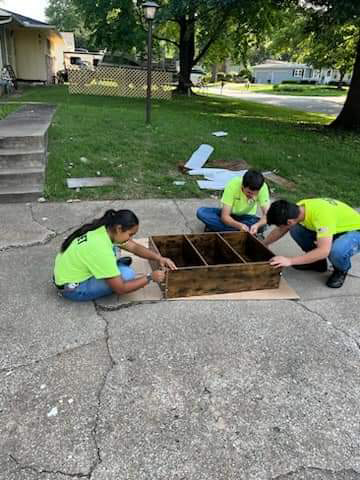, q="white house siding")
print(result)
[5,27,16,74]
[13,28,48,81]
[255,68,295,84]
[254,65,315,84]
